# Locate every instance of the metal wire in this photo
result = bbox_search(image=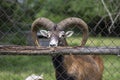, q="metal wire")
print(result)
[0,0,119,80]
